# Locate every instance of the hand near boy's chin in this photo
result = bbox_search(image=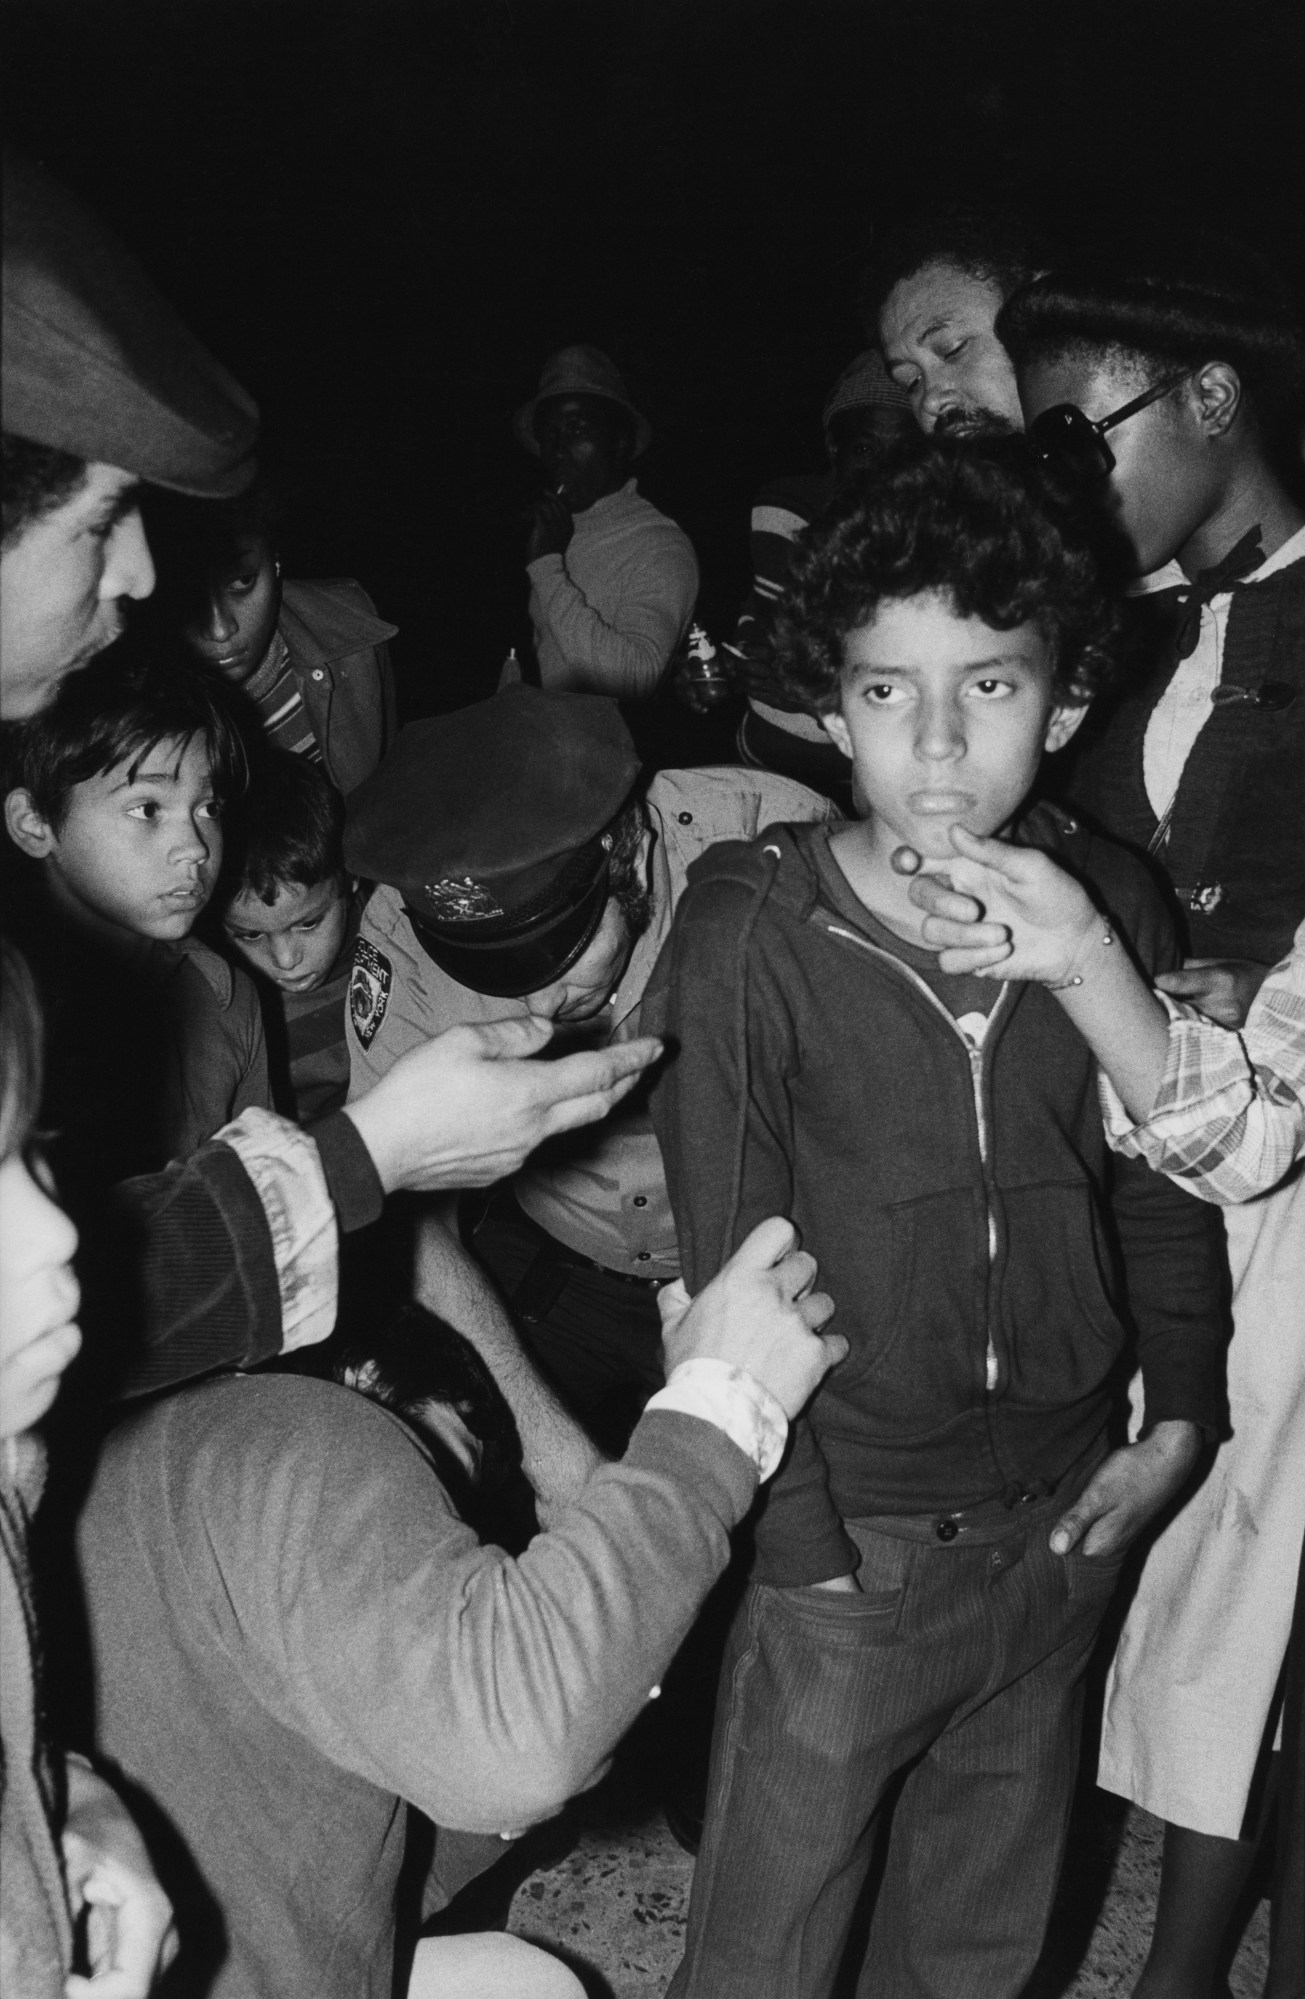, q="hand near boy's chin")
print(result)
[1047,1420,1202,1562]
[897,829,1099,985]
